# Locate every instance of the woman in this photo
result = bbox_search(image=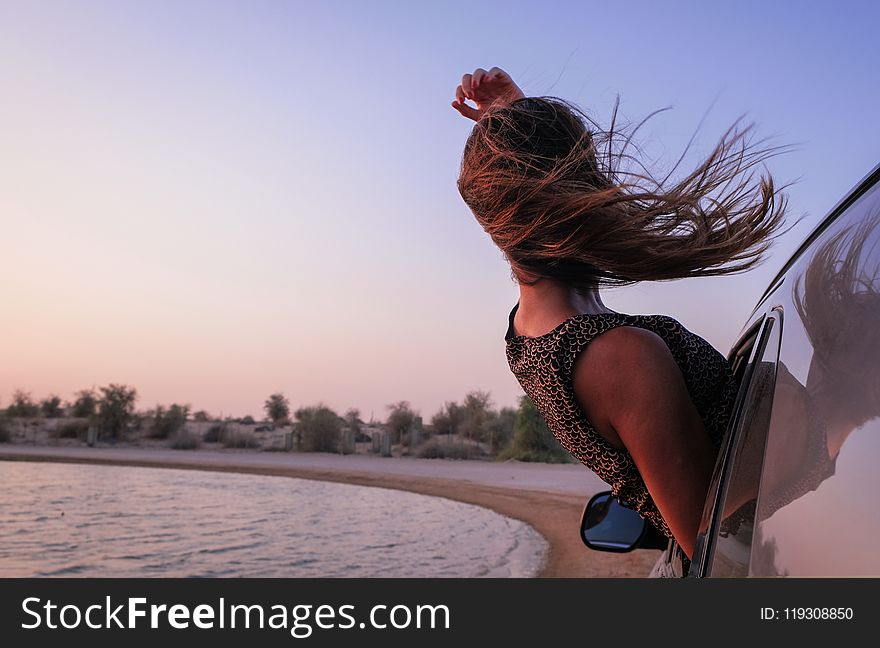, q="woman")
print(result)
[451,66,793,571]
